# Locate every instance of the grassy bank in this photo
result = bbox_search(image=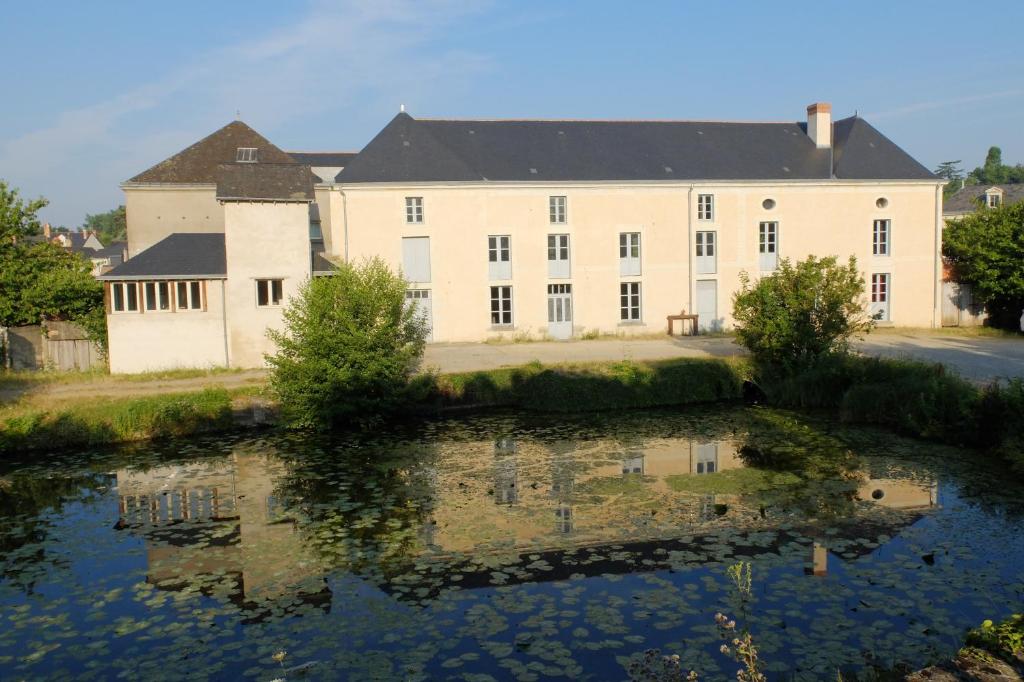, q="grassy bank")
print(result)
[0,388,242,454]
[759,354,1024,475]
